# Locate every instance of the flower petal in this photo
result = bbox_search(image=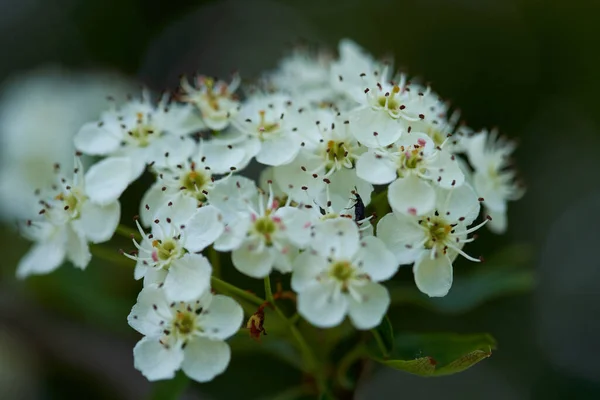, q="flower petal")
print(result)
[183,205,224,253]
[127,285,171,336]
[310,217,360,260]
[231,242,275,278]
[356,150,397,185]
[485,206,507,234]
[297,282,348,328]
[388,175,435,216]
[200,295,244,340]
[140,184,167,227]
[353,236,398,282]
[376,212,427,265]
[291,250,328,292]
[181,337,230,383]
[201,142,247,174]
[347,282,390,330]
[74,122,121,155]
[163,254,212,302]
[429,150,465,189]
[84,157,132,205]
[256,134,299,166]
[16,230,66,278]
[435,184,480,225]
[323,168,374,212]
[275,206,312,247]
[349,107,403,147]
[65,224,91,269]
[413,253,453,297]
[76,200,120,243]
[133,337,184,381]
[214,215,252,252]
